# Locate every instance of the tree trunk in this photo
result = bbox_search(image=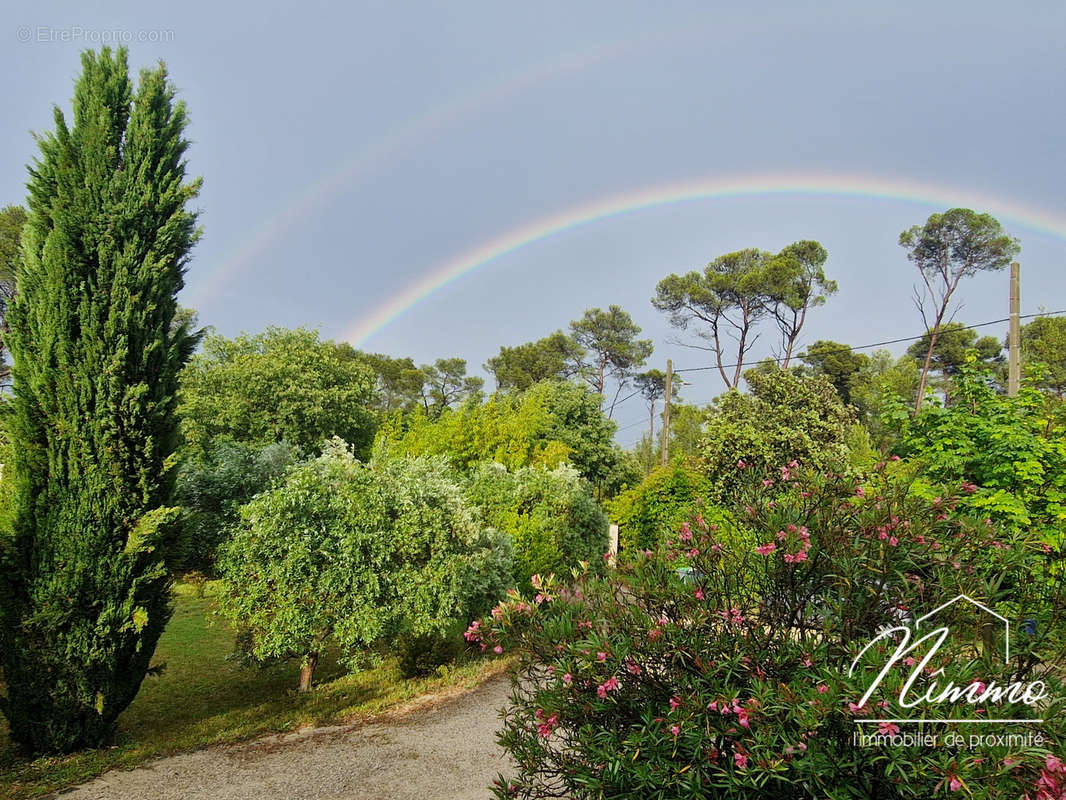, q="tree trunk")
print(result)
[915,317,943,413]
[298,652,319,693]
